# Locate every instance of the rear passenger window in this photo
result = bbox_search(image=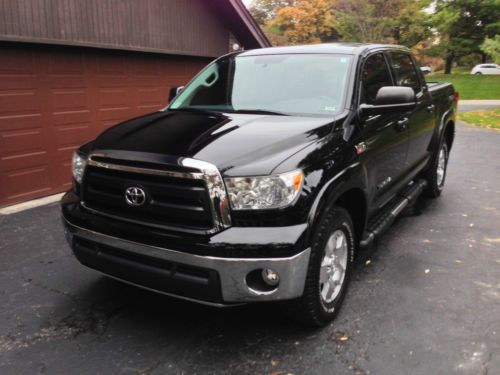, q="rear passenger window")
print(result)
[360,53,393,104]
[390,53,421,92]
